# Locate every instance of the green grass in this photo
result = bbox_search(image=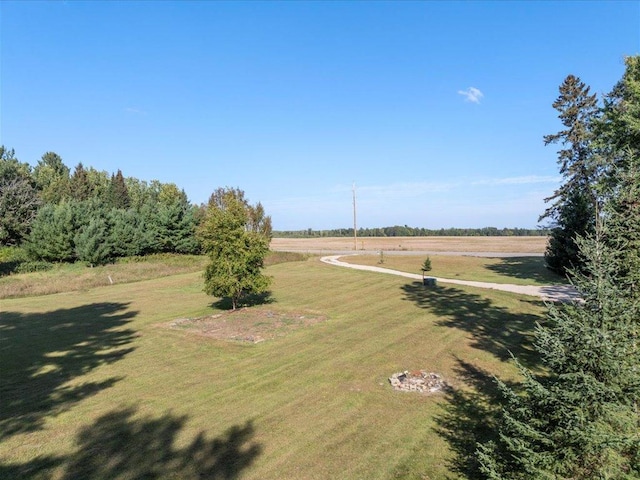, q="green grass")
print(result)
[0,255,546,479]
[343,253,566,286]
[0,251,310,299]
